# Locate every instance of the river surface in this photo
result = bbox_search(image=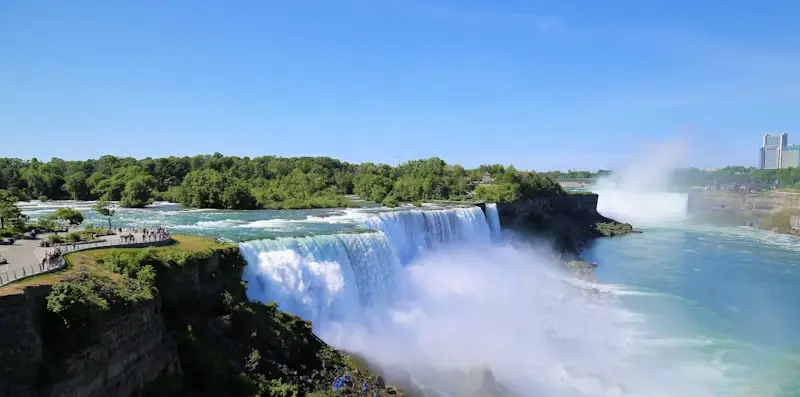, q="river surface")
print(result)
[18,199,800,396]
